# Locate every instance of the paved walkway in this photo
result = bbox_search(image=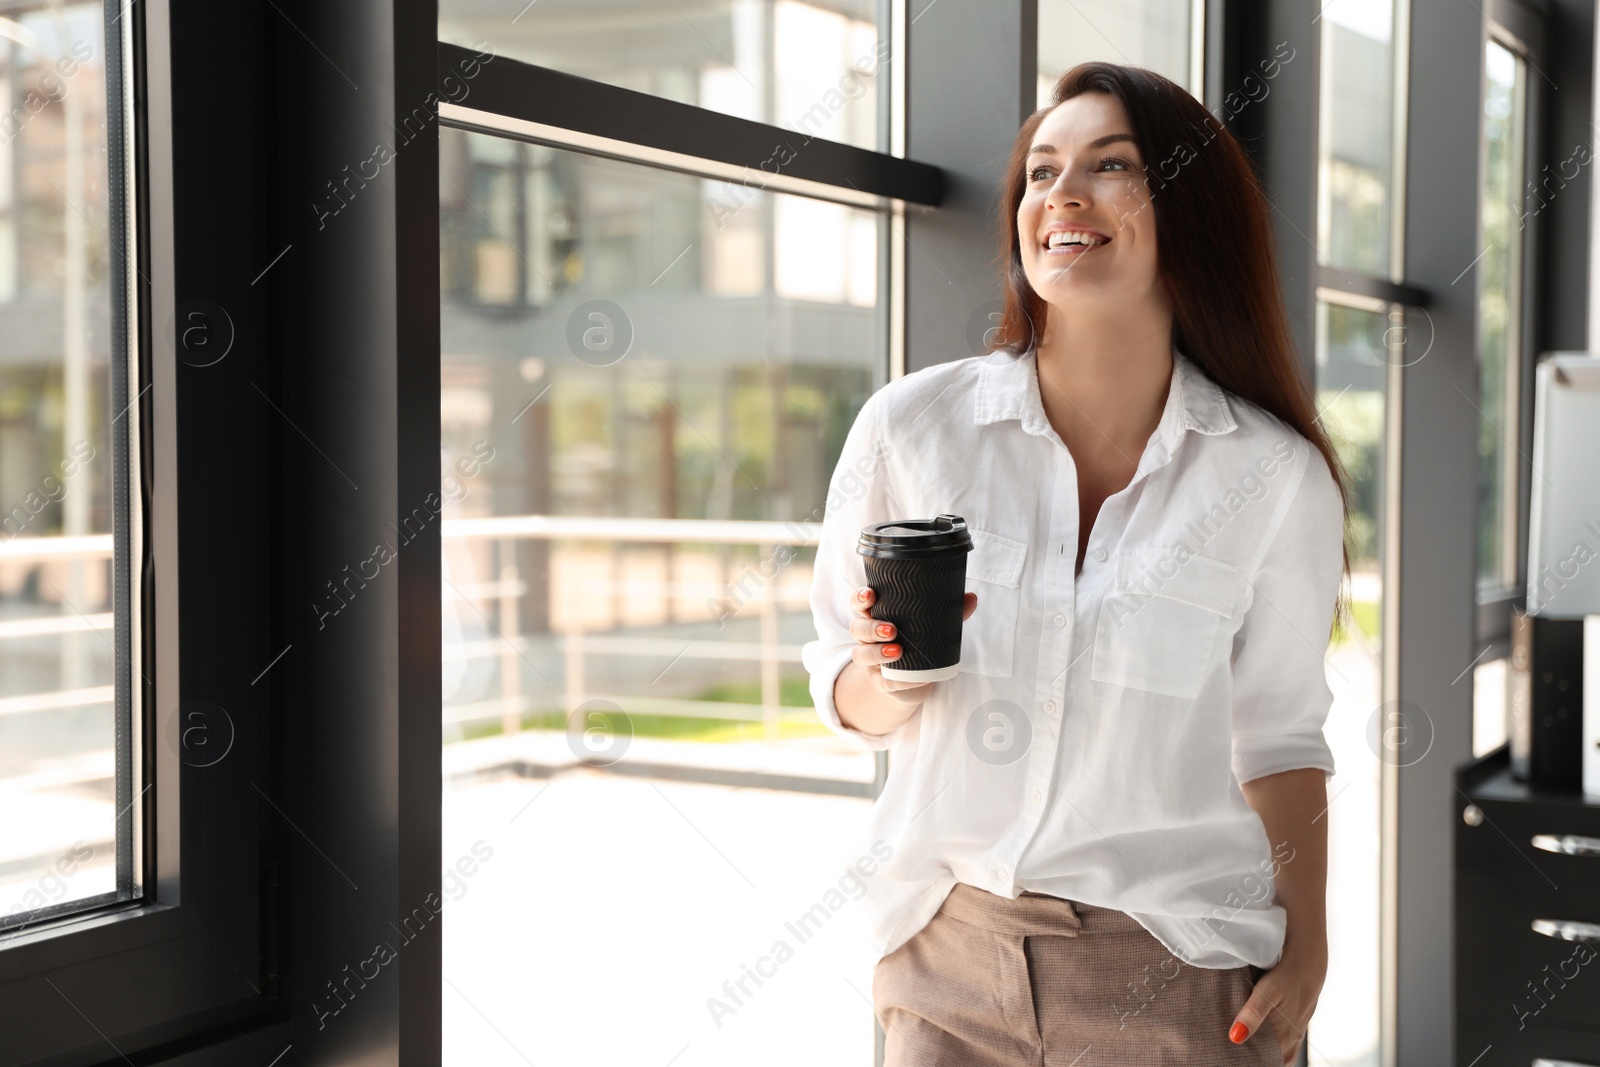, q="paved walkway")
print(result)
[442,762,883,1066]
